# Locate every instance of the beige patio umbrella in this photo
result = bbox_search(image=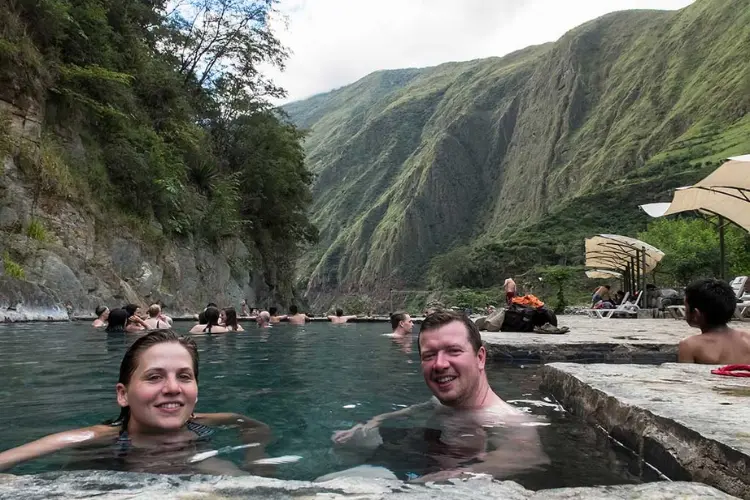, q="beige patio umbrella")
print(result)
[585,234,665,304]
[585,269,623,279]
[640,154,750,278]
